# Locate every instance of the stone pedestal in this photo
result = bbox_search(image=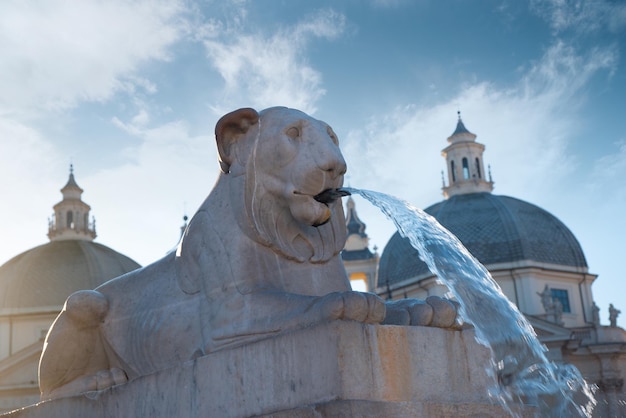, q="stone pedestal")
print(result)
[4,322,530,417]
